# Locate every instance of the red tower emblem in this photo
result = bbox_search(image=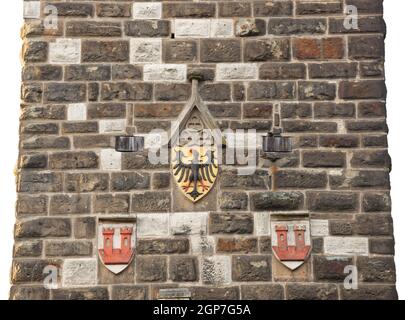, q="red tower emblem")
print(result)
[271,220,312,270]
[98,221,136,274]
